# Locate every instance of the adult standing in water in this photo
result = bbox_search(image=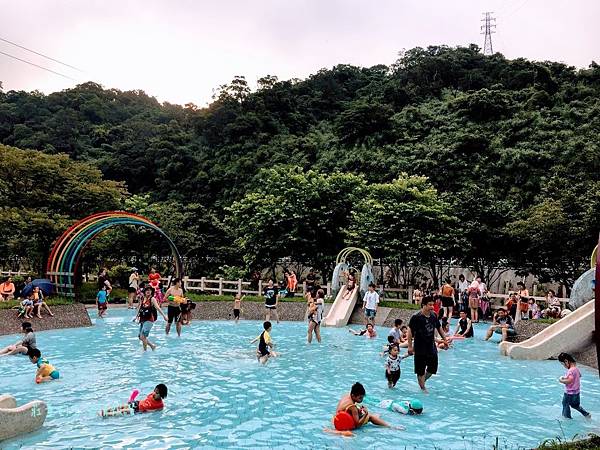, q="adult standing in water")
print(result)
[127,268,140,309]
[263,279,280,323]
[137,286,167,351]
[307,289,324,343]
[407,296,448,393]
[164,278,184,337]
